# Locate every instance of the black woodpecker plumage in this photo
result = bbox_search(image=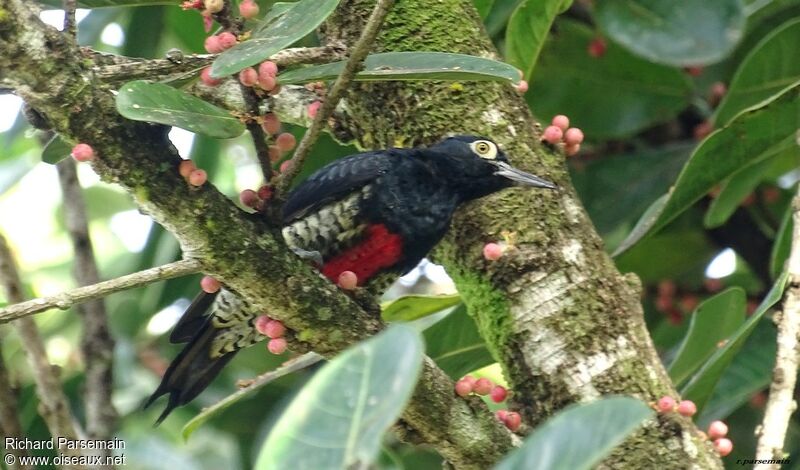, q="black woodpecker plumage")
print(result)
[145,135,556,423]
